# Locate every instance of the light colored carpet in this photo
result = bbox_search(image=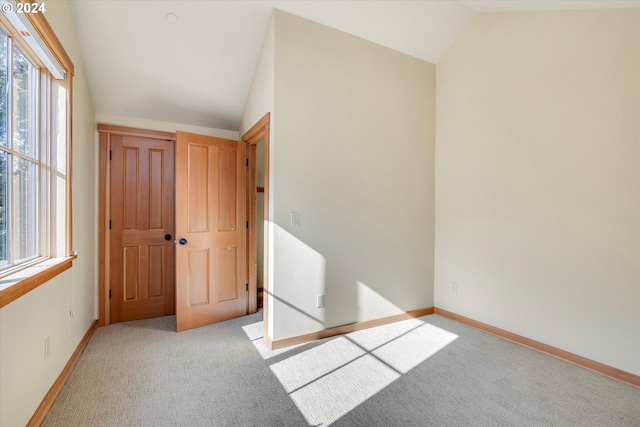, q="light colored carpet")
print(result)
[42,313,640,426]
